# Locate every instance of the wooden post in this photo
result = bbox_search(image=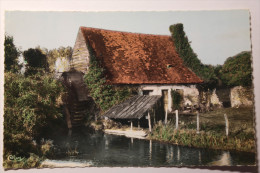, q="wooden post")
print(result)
[130,121,133,131]
[175,110,179,129]
[149,140,152,160]
[148,112,152,132]
[224,114,229,137]
[138,120,140,130]
[196,111,200,134]
[199,151,201,164]
[164,110,168,125]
